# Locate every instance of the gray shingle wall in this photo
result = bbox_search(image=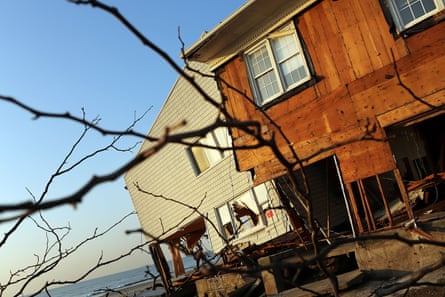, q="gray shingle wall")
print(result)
[125,62,289,254]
